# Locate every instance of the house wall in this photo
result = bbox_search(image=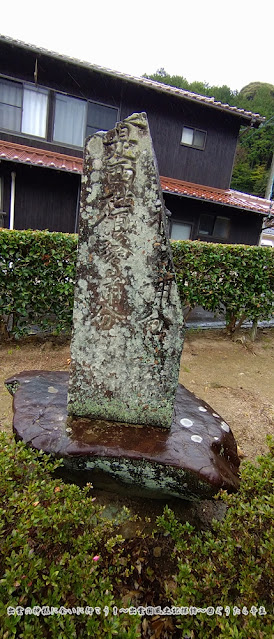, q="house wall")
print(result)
[119,85,239,189]
[164,193,263,246]
[0,40,241,189]
[0,162,262,246]
[1,163,80,233]
[0,40,261,242]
